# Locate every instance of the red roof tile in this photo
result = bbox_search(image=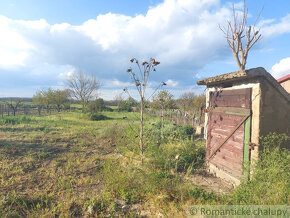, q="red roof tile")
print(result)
[277,74,290,83]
